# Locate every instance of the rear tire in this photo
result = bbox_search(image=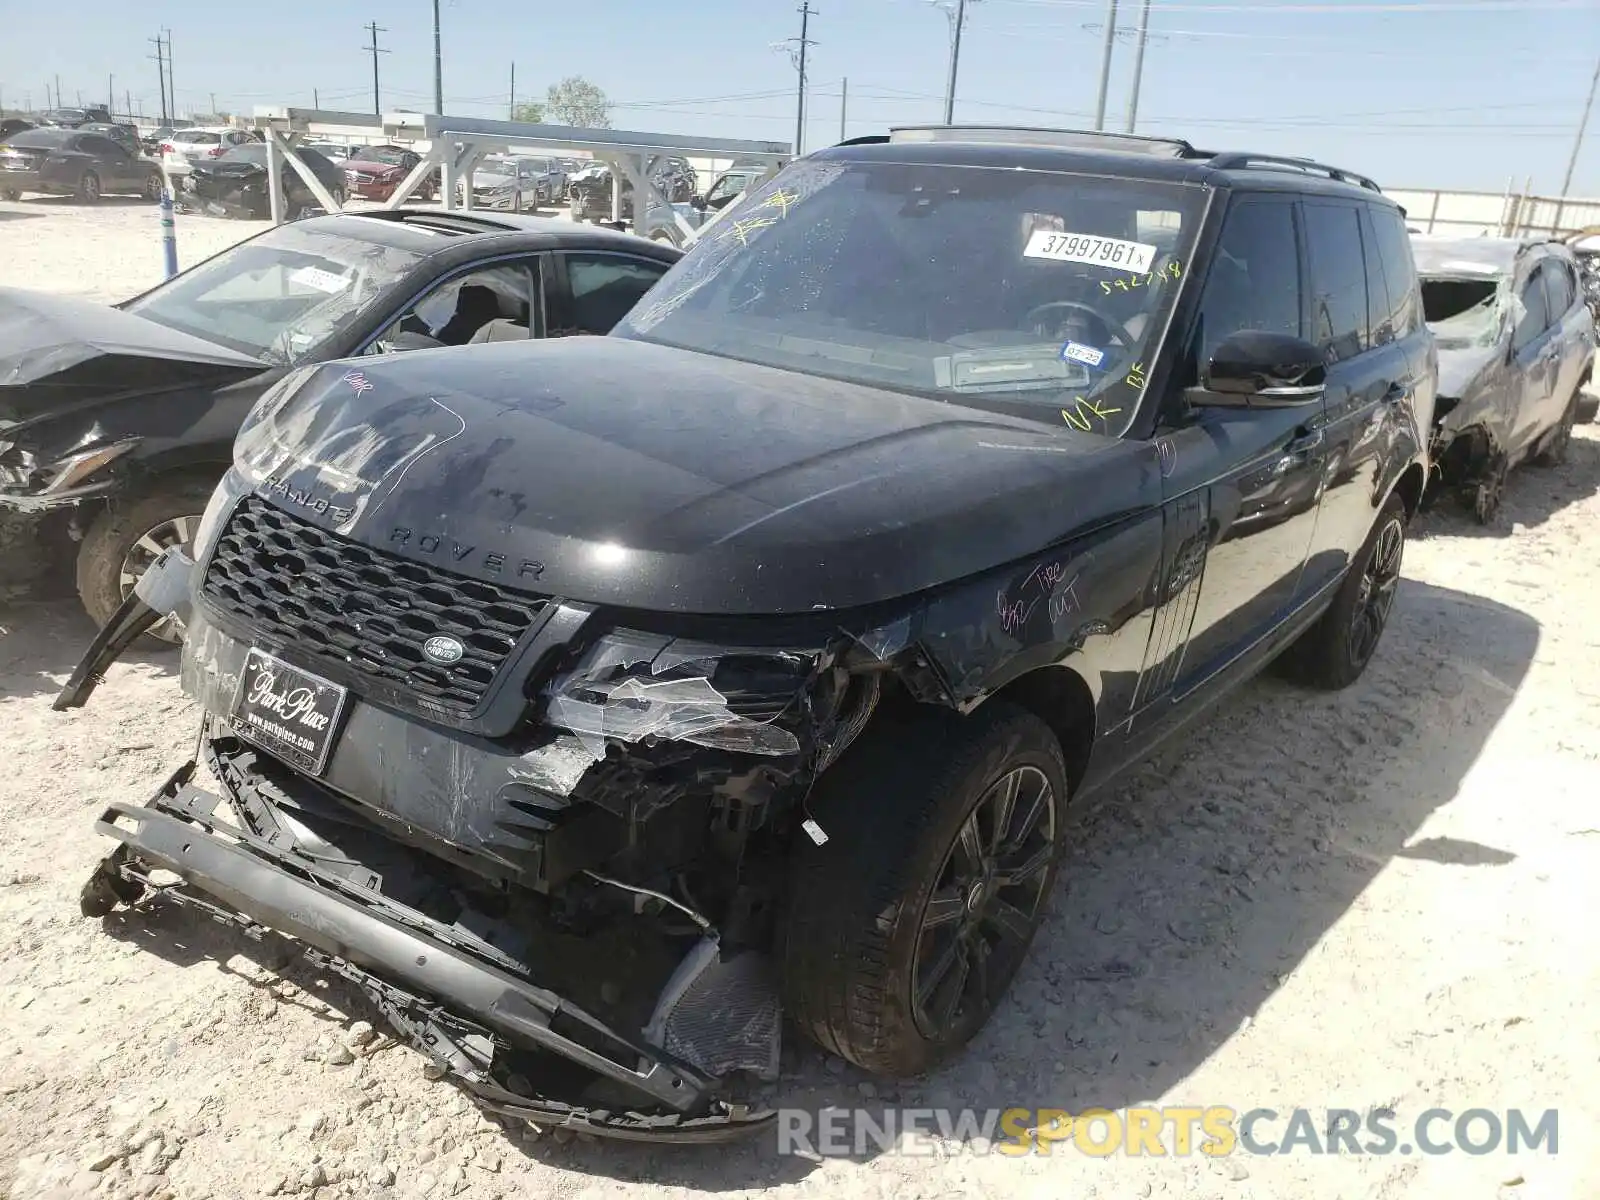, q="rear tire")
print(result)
[77,170,101,203]
[782,701,1068,1077]
[1277,492,1407,691]
[0,188,20,201]
[142,171,163,201]
[76,475,218,646]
